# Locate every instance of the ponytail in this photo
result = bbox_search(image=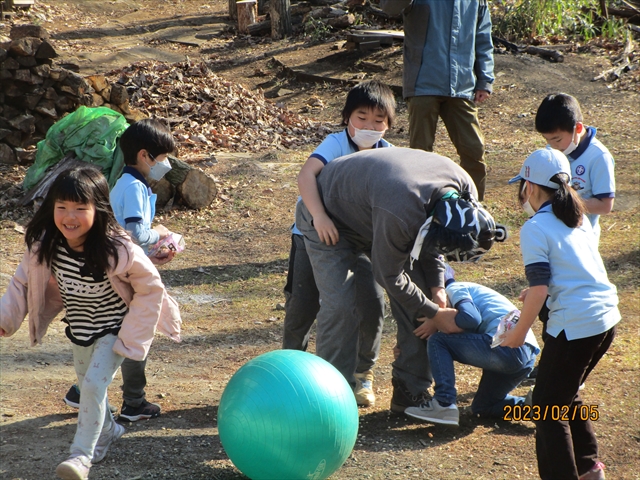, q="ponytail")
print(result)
[540,173,585,228]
